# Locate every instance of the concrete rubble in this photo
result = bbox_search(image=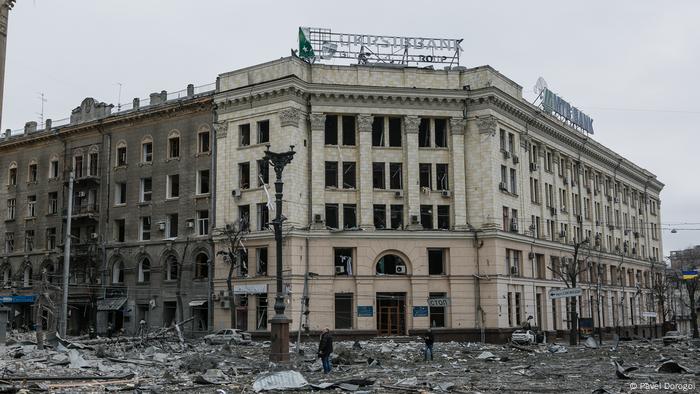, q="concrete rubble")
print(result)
[1,330,699,392]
